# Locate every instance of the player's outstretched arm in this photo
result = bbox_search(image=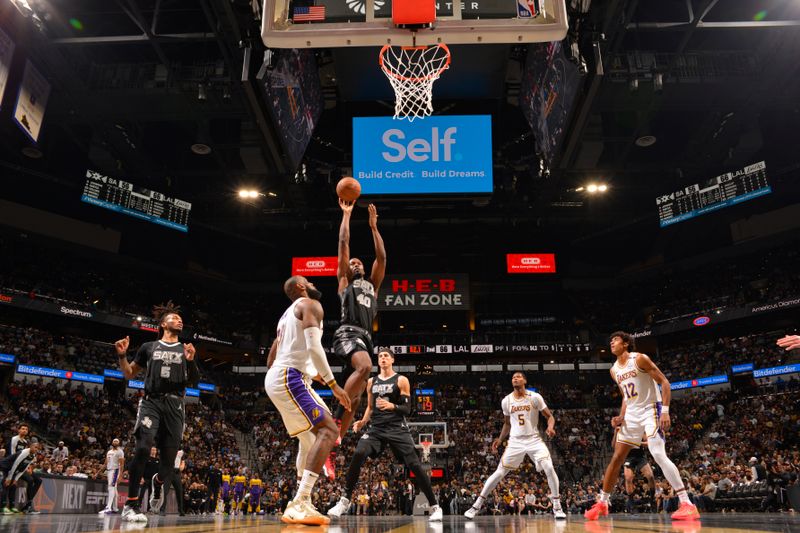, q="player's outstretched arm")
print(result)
[541,408,556,438]
[368,204,387,293]
[337,198,354,294]
[114,336,143,379]
[353,378,374,432]
[777,335,800,351]
[492,416,511,453]
[636,353,672,431]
